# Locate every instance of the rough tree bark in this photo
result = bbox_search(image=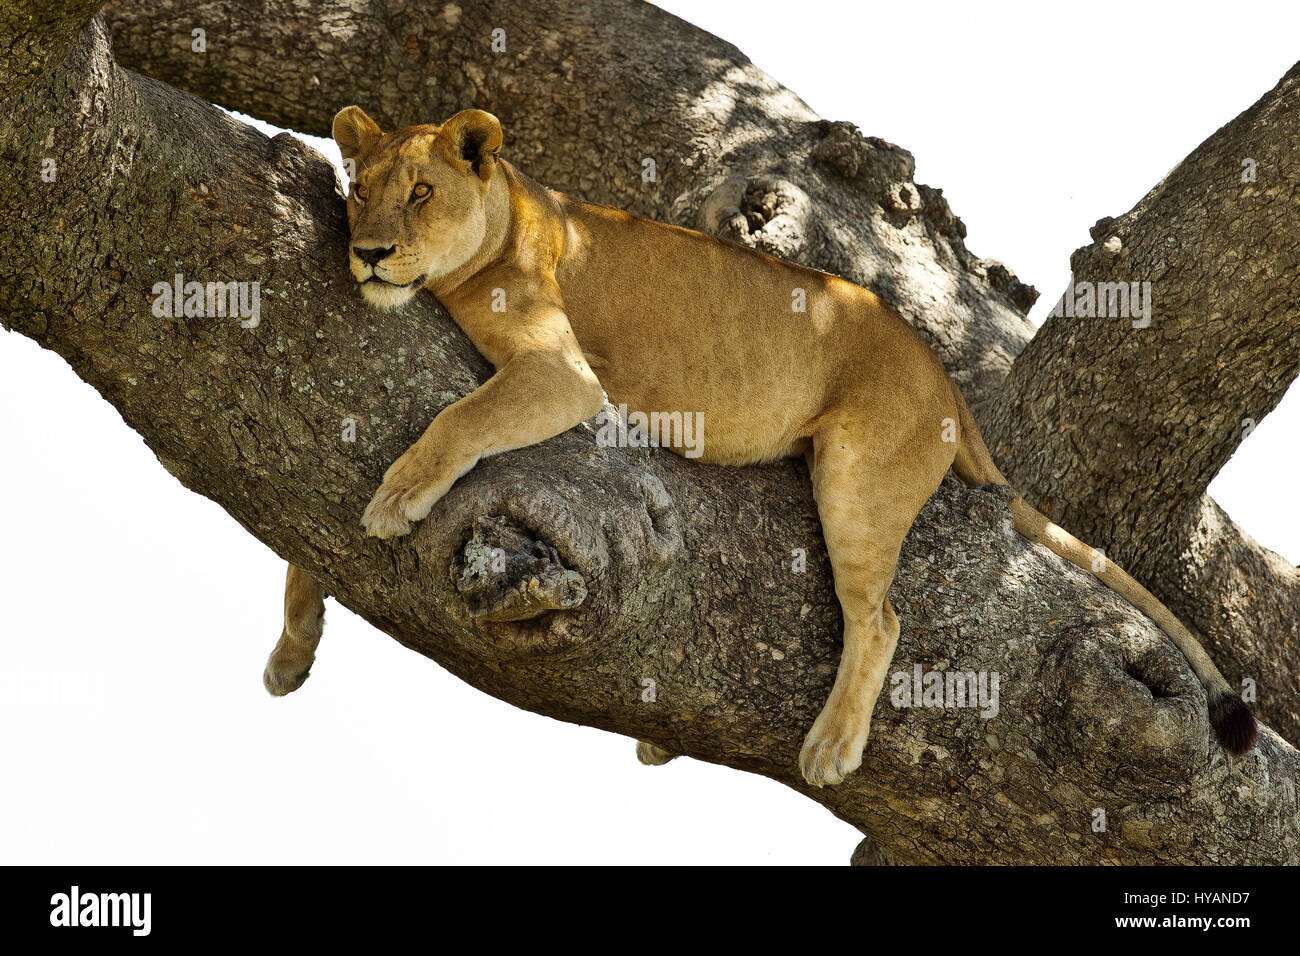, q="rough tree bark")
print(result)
[2,0,1296,863]
[979,68,1300,744]
[100,0,1300,748]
